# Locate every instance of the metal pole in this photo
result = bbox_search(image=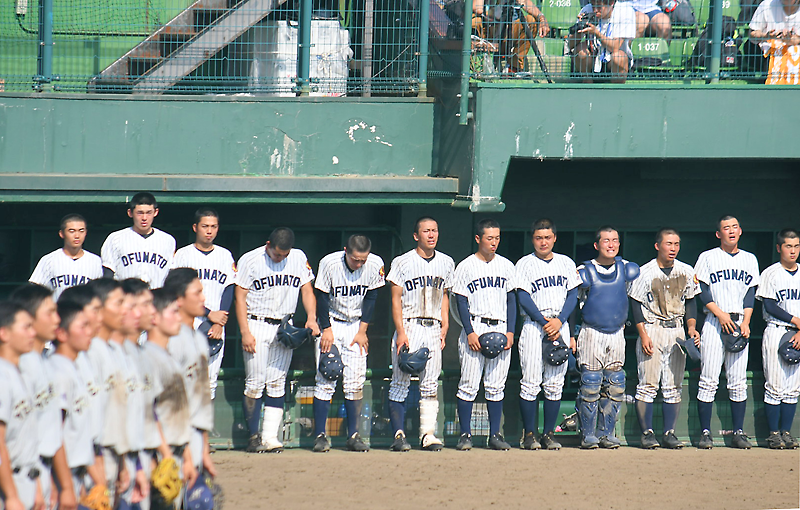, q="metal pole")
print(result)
[418,0,430,97]
[36,0,54,90]
[297,0,312,95]
[708,0,723,83]
[458,0,473,125]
